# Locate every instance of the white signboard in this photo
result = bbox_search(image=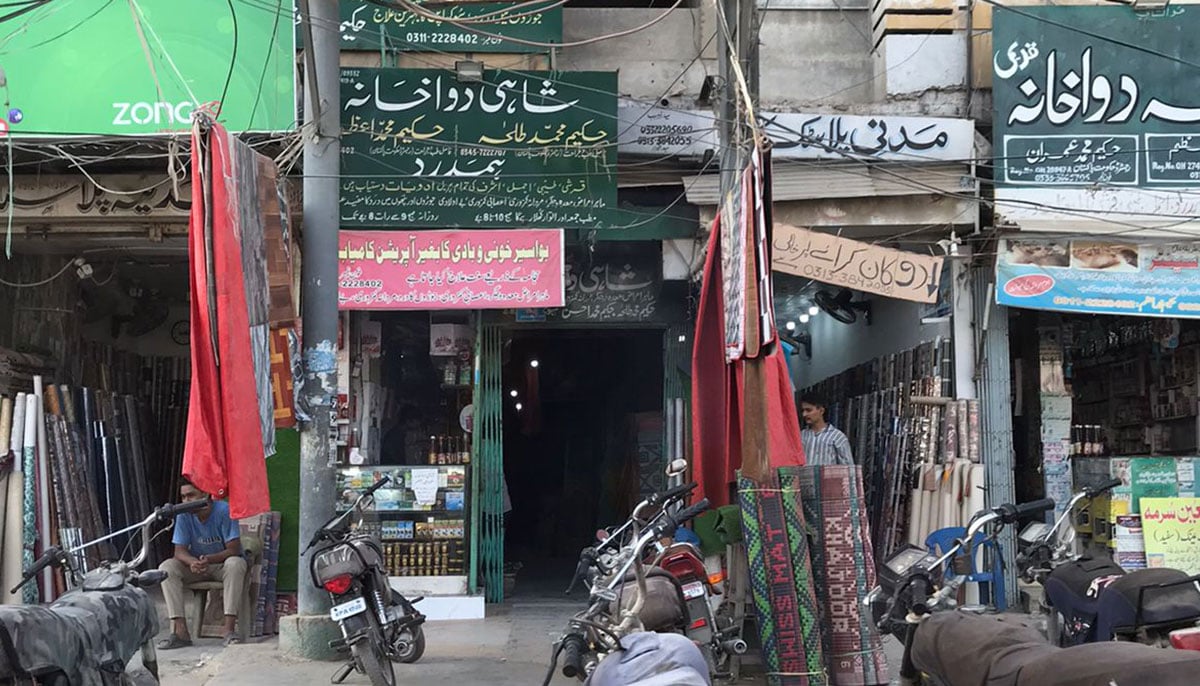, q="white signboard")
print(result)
[761,112,976,162]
